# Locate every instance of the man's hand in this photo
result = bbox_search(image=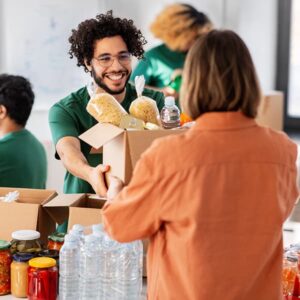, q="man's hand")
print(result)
[107,176,124,202]
[89,164,110,197]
